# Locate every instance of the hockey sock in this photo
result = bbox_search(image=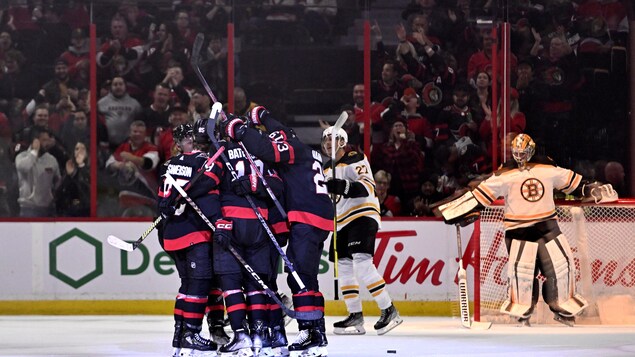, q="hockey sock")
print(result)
[223,289,247,332]
[246,289,269,325]
[206,287,225,323]
[353,253,392,310]
[338,258,362,313]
